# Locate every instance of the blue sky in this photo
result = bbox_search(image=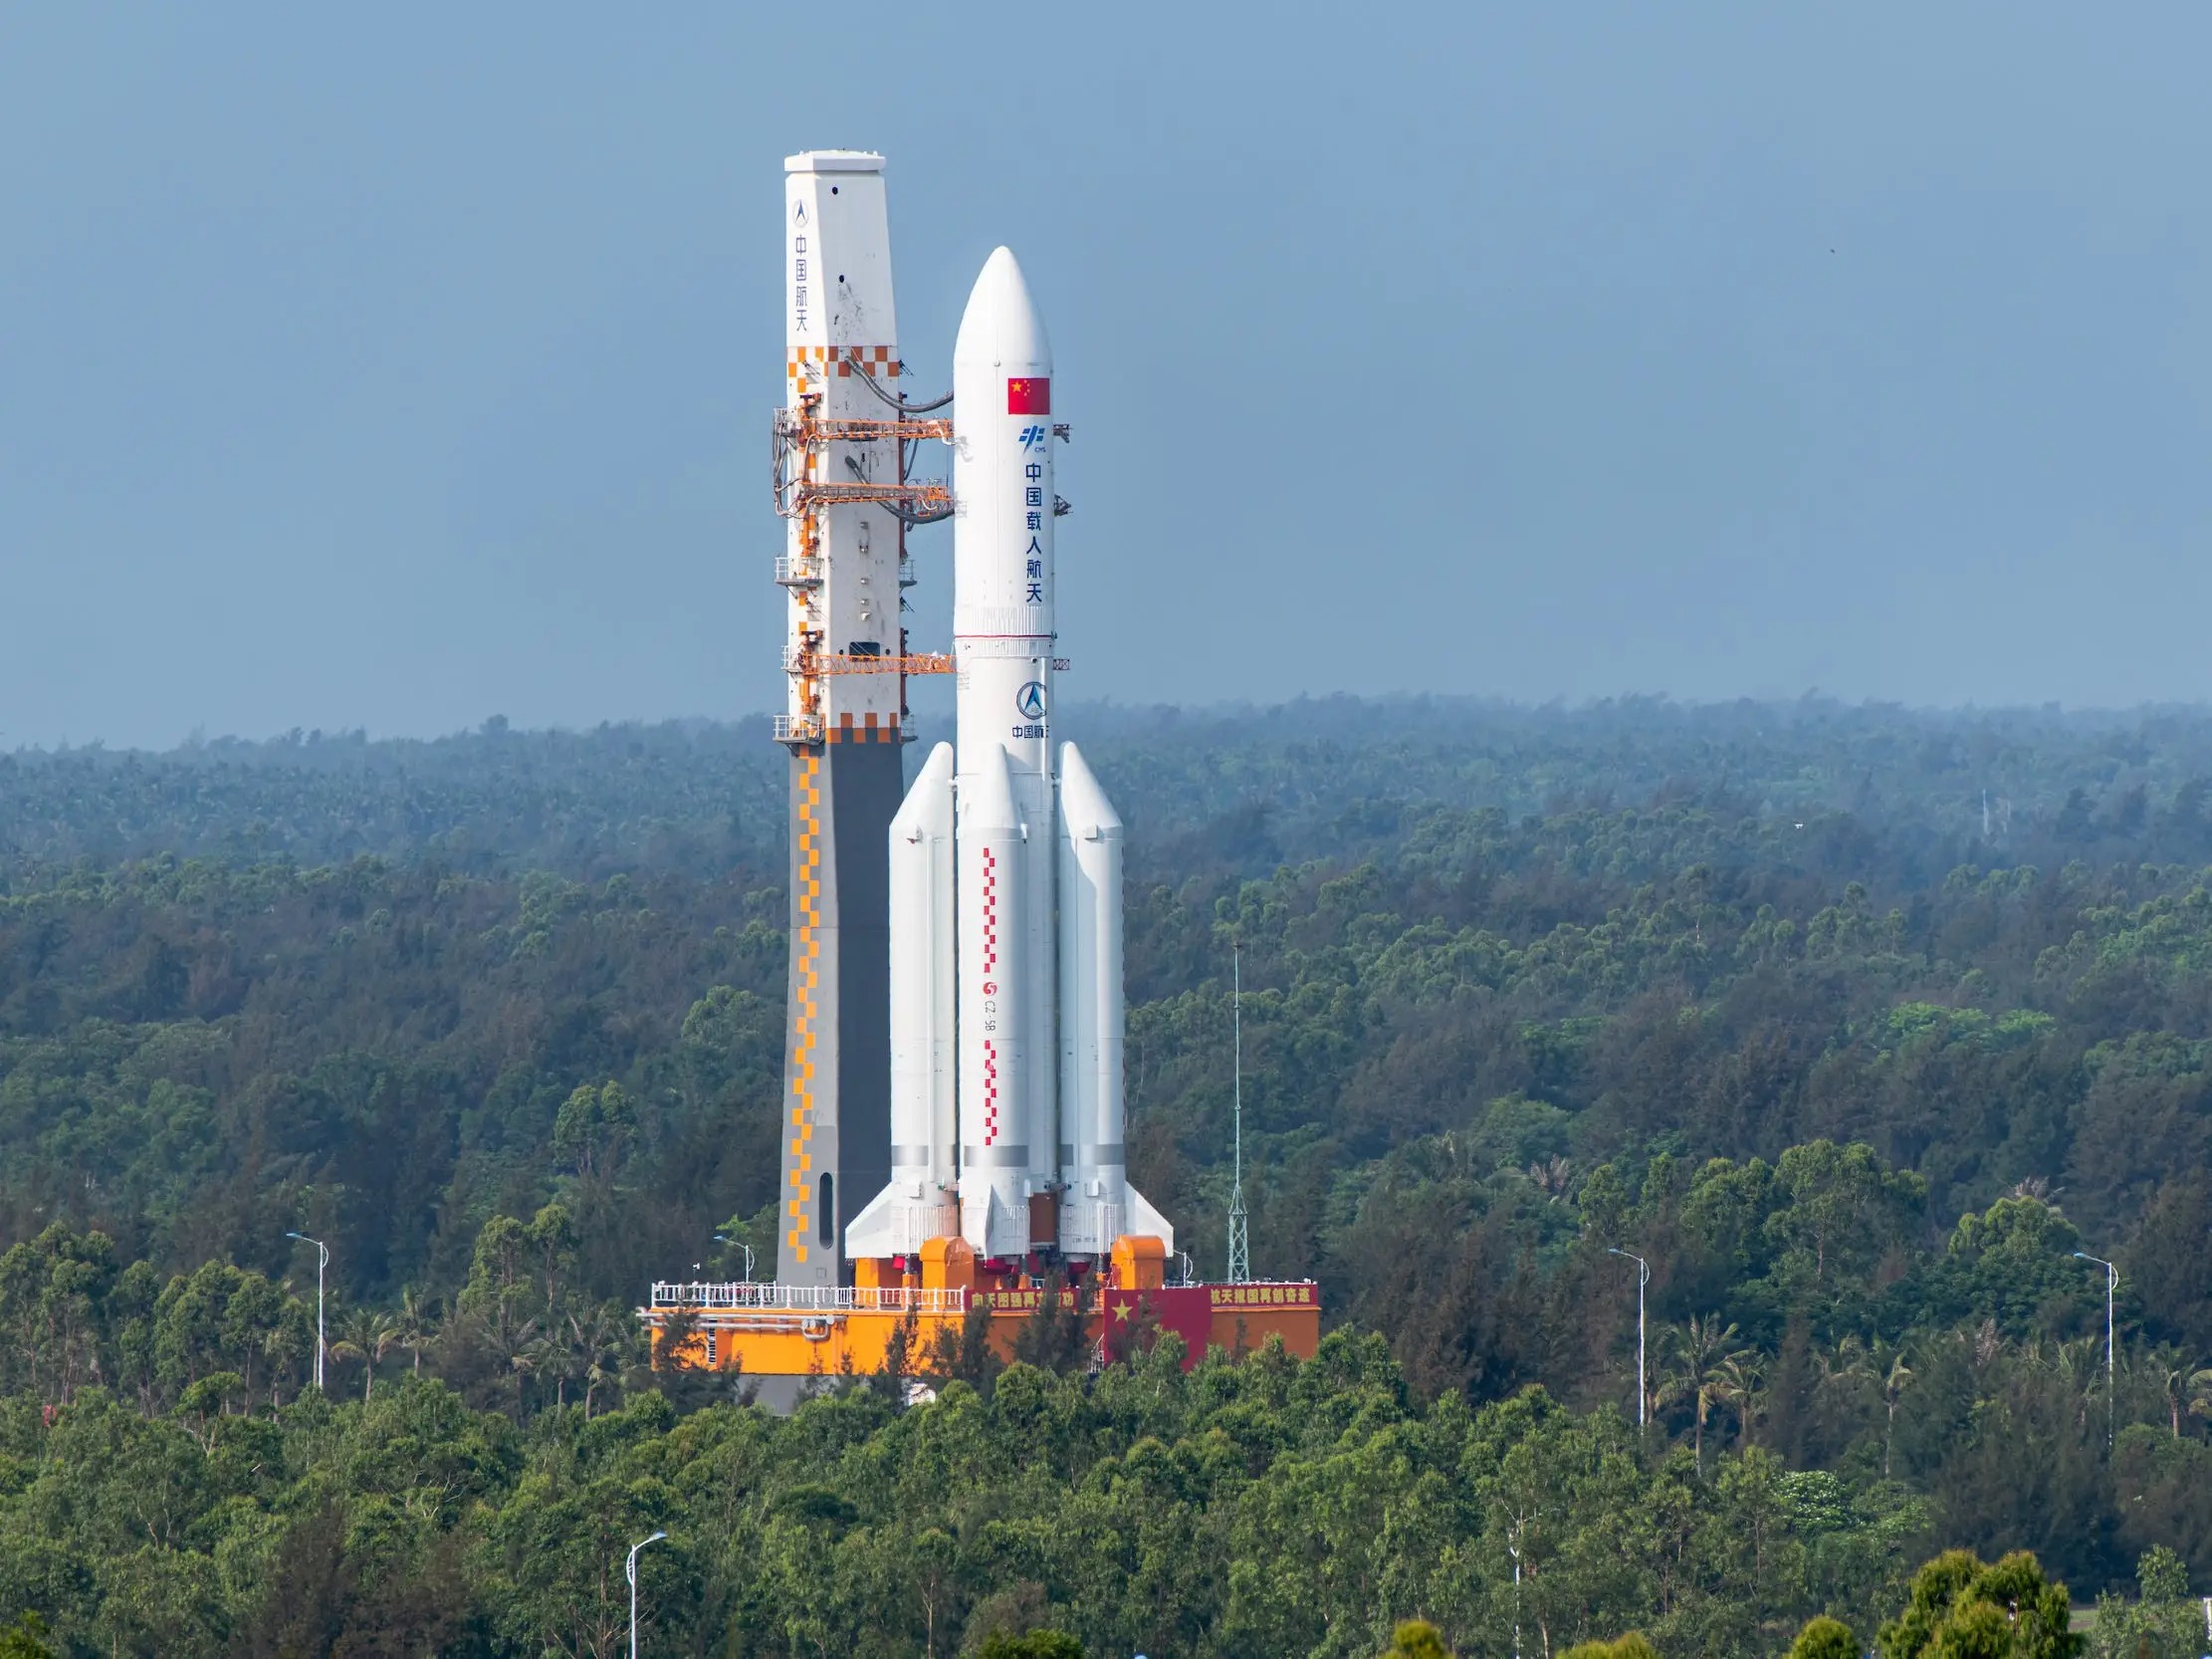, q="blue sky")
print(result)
[2,4,2205,746]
